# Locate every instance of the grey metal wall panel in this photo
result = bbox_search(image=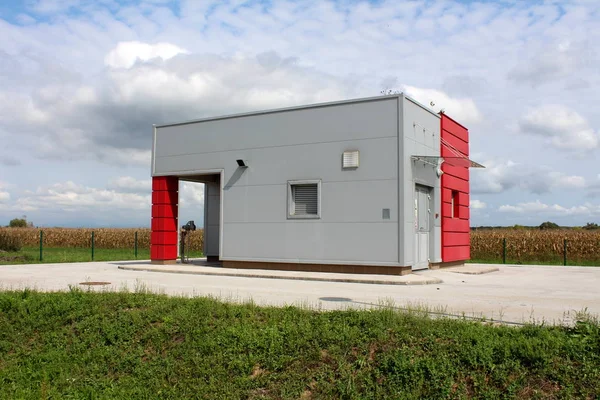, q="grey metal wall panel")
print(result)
[154,98,397,158]
[399,96,442,267]
[154,137,397,182]
[222,222,399,265]
[223,180,398,224]
[155,97,400,265]
[204,182,220,257]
